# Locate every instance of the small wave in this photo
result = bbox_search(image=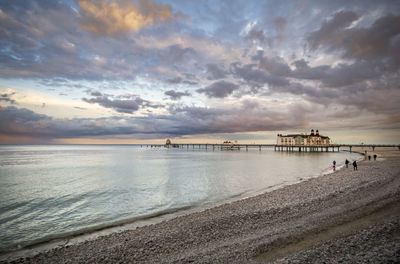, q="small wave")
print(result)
[0,204,198,254]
